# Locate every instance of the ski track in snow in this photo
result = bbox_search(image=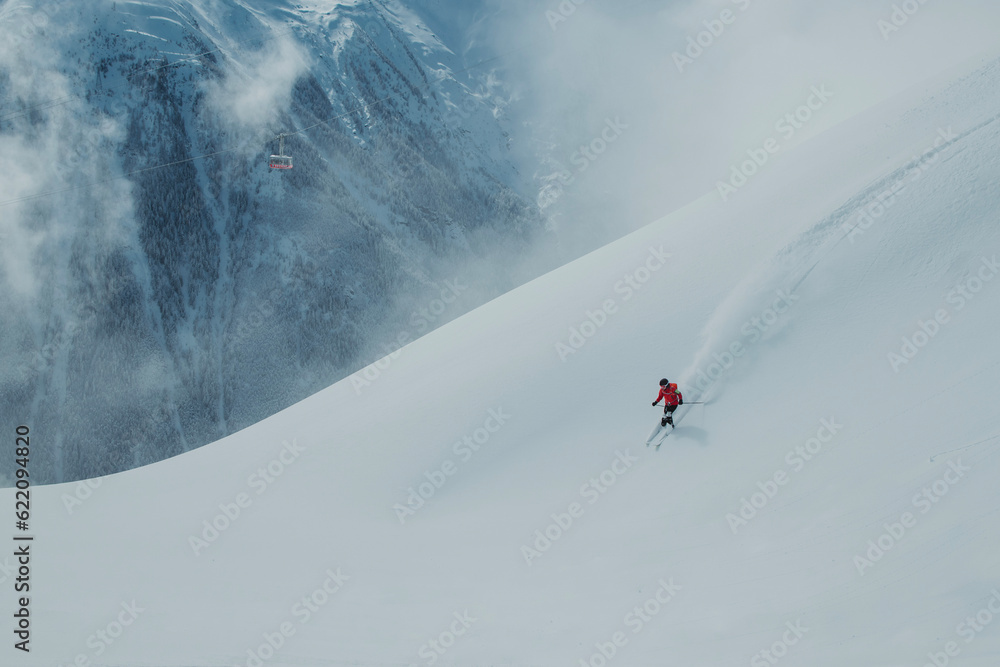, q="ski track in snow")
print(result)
[680,102,1000,405]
